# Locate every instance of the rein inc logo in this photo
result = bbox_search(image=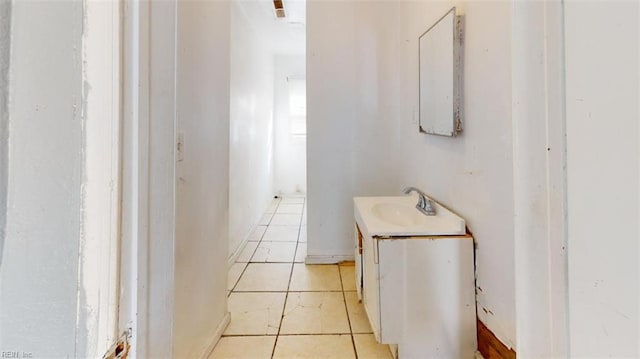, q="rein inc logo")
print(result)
[1,352,33,358]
